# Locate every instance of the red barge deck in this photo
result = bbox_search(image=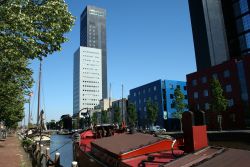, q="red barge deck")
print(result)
[73,111,250,167]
